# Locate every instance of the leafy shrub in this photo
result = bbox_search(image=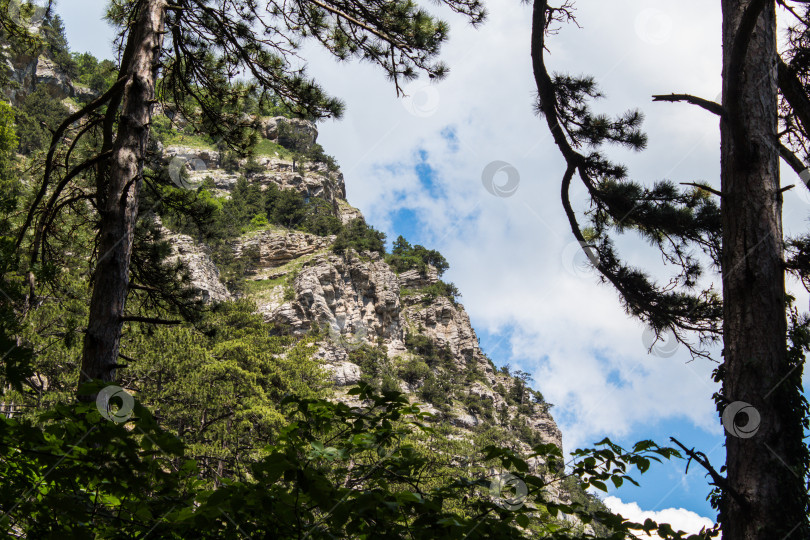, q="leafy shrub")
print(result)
[300,198,342,236]
[332,218,386,255]
[250,213,269,228]
[397,357,431,386]
[265,183,307,228]
[306,142,339,171]
[0,383,692,539]
[13,86,69,154]
[404,333,453,369]
[418,373,453,410]
[462,392,495,421]
[386,235,449,277]
[72,51,117,95]
[419,280,461,304]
